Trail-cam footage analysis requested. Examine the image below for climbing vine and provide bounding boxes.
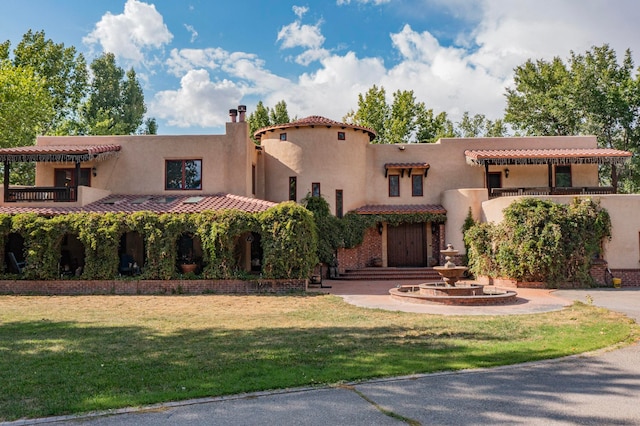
[464,198,611,286]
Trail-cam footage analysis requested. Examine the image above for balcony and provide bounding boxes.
[4,186,76,202]
[490,186,615,199]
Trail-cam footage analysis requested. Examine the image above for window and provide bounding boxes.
[389,175,400,197]
[555,165,572,187]
[312,182,321,197]
[289,176,297,201]
[336,190,343,218]
[280,133,287,141]
[412,175,423,196]
[338,131,346,140]
[55,168,91,188]
[165,160,202,190]
[252,164,256,195]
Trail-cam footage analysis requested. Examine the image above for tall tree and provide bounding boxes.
[248,100,293,144]
[81,53,150,135]
[456,112,507,138]
[0,61,54,183]
[2,30,88,135]
[344,85,390,143]
[505,44,640,192]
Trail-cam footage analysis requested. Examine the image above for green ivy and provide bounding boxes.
[2,205,318,281]
[465,198,611,286]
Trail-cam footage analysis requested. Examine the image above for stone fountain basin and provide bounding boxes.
[389,282,518,306]
[419,282,484,297]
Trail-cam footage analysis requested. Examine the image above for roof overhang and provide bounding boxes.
[352,204,446,215]
[384,162,430,177]
[0,145,121,163]
[465,148,632,166]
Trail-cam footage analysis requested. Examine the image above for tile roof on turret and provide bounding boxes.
[253,115,376,141]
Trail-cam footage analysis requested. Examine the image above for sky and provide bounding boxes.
[2,0,640,135]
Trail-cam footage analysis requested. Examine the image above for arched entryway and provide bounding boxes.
[118,231,145,275]
[234,232,263,273]
[4,232,26,273]
[60,233,85,277]
[176,232,202,274]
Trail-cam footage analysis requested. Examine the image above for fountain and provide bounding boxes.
[389,244,518,305]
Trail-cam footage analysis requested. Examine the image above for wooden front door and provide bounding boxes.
[387,223,426,267]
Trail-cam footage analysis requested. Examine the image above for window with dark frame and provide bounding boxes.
[289,176,297,201]
[412,174,423,196]
[165,159,202,190]
[555,165,572,187]
[280,133,287,141]
[335,189,343,218]
[337,131,345,140]
[312,182,321,197]
[252,164,256,195]
[389,174,400,197]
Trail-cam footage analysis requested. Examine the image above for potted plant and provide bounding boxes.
[179,251,197,274]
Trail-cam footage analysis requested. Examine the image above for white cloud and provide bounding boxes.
[277,21,325,50]
[84,0,173,63]
[184,24,198,43]
[150,69,244,128]
[336,0,391,4]
[292,5,308,19]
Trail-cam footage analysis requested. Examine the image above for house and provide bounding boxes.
[0,106,637,285]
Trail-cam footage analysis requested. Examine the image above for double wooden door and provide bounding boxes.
[387,223,426,267]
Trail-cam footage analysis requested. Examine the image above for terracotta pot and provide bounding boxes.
[180,263,197,274]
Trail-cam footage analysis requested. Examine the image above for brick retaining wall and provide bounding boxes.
[0,278,307,295]
[337,227,382,273]
[609,269,640,287]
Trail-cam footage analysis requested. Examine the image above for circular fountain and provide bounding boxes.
[389,244,518,305]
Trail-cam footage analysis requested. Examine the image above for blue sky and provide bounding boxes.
[3,0,640,134]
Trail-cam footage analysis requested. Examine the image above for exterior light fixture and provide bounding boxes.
[398,146,406,151]
[504,168,510,178]
[92,167,97,177]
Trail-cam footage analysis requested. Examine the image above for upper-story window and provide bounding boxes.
[312,182,321,197]
[338,131,346,140]
[389,175,400,197]
[166,159,202,190]
[412,175,423,196]
[280,133,287,141]
[555,165,572,187]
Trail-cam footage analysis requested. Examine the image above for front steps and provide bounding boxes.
[338,267,443,281]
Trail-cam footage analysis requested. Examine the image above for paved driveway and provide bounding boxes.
[14,287,640,426]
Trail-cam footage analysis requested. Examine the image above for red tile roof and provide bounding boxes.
[0,145,121,163]
[384,162,430,169]
[353,204,447,215]
[253,116,376,141]
[0,193,278,215]
[465,148,632,166]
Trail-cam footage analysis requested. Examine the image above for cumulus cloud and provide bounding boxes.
[277,20,325,50]
[84,0,173,63]
[150,69,244,127]
[336,0,391,4]
[184,24,198,43]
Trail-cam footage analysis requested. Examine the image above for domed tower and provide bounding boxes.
[254,116,375,216]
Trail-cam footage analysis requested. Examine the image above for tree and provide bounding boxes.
[0,61,54,183]
[2,30,88,135]
[80,53,150,135]
[248,100,293,143]
[456,112,507,138]
[505,45,640,192]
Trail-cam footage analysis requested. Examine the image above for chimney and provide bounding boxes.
[238,105,247,122]
[229,109,238,122]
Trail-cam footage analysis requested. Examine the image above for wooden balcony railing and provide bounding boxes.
[490,186,615,199]
[4,186,76,202]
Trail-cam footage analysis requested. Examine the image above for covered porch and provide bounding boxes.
[0,144,120,203]
[465,147,632,198]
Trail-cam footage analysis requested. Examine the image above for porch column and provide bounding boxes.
[3,161,9,202]
[74,161,81,201]
[547,163,553,189]
[484,163,490,197]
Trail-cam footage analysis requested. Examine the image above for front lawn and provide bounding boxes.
[0,294,636,421]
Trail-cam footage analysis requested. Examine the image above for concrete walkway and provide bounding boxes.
[10,284,640,426]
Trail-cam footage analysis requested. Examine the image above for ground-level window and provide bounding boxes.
[336,189,343,218]
[389,174,400,197]
[289,176,297,201]
[555,165,572,187]
[412,175,423,196]
[166,160,202,190]
[312,182,321,197]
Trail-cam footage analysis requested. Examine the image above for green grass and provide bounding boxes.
[0,294,637,421]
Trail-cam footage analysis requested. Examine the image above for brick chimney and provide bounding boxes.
[229,109,238,122]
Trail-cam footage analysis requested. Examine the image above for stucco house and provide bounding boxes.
[0,106,637,285]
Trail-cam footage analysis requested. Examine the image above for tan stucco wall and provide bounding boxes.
[261,126,370,213]
[35,122,254,197]
[441,188,488,251]
[481,194,640,269]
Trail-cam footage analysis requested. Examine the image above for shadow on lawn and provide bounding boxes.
[0,318,628,421]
